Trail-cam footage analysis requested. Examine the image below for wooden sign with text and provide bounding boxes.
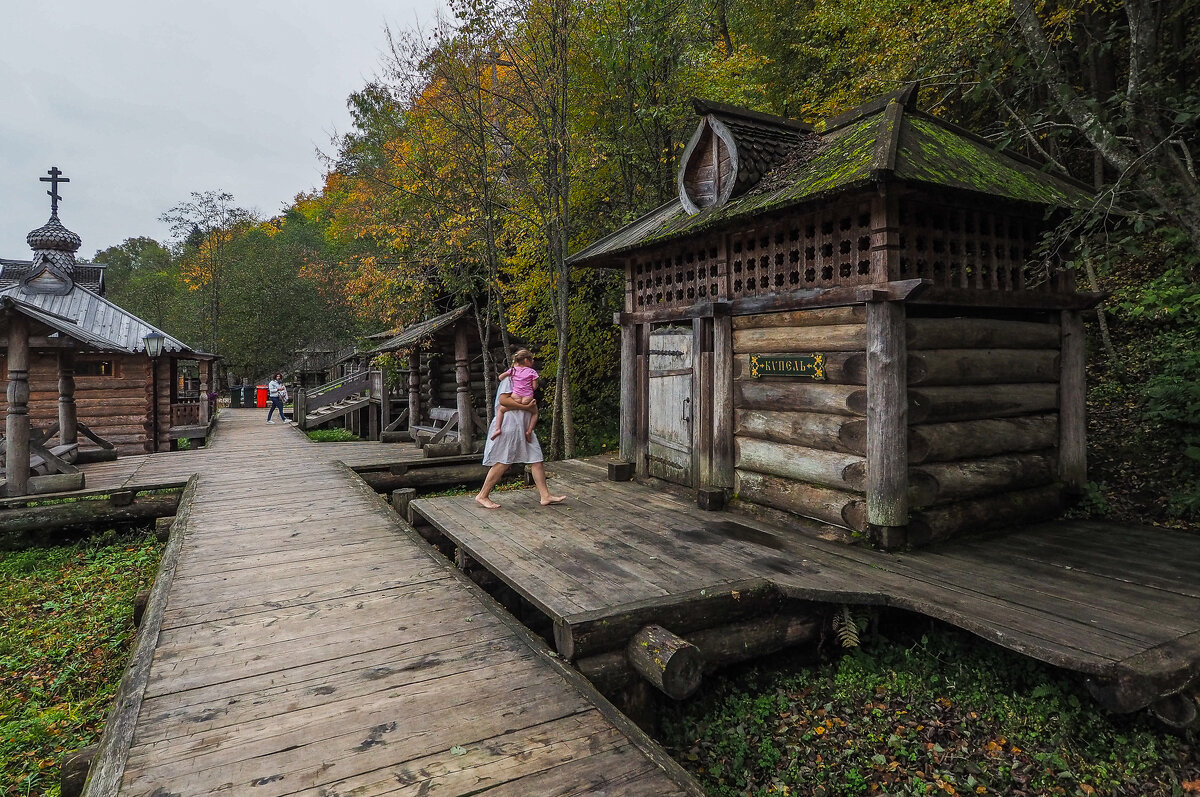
[748,353,826,380]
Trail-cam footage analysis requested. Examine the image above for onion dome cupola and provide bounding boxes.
[21,166,80,296]
[678,99,814,215]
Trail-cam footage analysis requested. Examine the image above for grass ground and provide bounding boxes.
[662,620,1199,797]
[0,528,163,797]
[306,428,359,442]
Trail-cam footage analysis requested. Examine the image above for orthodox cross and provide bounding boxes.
[40,166,70,214]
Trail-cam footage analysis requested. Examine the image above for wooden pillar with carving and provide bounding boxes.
[199,359,211,426]
[5,314,31,496]
[455,320,474,455]
[58,348,77,445]
[408,352,420,439]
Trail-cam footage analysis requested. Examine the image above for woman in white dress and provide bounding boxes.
[475,376,566,509]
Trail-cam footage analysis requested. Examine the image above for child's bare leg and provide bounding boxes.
[490,406,506,440]
[525,405,538,442]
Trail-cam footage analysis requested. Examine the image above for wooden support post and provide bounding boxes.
[694,316,713,488]
[198,360,210,426]
[635,323,650,478]
[391,488,417,523]
[133,589,151,627]
[608,461,634,481]
[58,349,77,445]
[619,320,636,462]
[626,624,703,700]
[408,353,420,438]
[380,370,392,436]
[6,314,31,497]
[711,311,733,489]
[865,299,908,548]
[154,516,175,542]
[1059,310,1086,493]
[455,321,474,455]
[870,189,901,283]
[60,745,97,797]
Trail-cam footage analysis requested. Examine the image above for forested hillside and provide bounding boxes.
[96,0,1198,523]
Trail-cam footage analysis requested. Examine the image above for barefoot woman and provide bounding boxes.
[475,374,566,509]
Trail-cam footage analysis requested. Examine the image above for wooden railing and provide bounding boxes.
[295,370,373,427]
[170,403,201,427]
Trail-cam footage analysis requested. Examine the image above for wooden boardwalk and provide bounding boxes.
[83,410,701,796]
[412,458,1200,713]
[72,431,450,494]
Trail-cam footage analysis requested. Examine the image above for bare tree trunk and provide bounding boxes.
[1010,0,1200,252]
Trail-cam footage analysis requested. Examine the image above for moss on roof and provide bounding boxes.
[569,95,1093,266]
[897,116,1089,208]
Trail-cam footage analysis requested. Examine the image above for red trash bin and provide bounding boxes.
[256,385,268,408]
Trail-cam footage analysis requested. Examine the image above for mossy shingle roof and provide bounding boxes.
[570,93,1093,266]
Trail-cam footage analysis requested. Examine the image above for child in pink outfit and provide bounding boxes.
[492,349,539,441]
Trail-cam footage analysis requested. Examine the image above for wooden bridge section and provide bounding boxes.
[412,458,1200,715]
[82,410,700,796]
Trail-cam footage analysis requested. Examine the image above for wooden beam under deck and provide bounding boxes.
[411,457,1200,713]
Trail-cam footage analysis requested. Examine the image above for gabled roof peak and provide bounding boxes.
[690,99,812,133]
[819,82,921,133]
[679,99,818,215]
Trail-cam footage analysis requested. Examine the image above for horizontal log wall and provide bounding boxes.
[906,313,1063,538]
[731,306,867,538]
[0,353,153,455]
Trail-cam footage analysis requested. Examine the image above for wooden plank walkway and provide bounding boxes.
[412,457,1200,712]
[73,428,444,495]
[83,410,701,796]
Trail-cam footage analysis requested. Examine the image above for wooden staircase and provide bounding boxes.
[295,371,374,431]
[300,393,373,428]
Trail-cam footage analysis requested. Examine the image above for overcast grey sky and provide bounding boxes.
[1,0,444,259]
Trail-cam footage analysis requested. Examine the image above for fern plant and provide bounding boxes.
[833,605,860,648]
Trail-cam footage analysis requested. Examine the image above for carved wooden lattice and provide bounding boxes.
[630,235,726,309]
[895,199,1073,292]
[627,193,1072,312]
[727,198,875,299]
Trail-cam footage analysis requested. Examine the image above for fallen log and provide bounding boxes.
[578,614,819,696]
[626,625,704,700]
[0,494,180,540]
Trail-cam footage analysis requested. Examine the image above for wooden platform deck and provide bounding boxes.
[82,410,701,796]
[412,458,1200,713]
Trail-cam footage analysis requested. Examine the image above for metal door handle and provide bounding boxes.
[682,397,691,422]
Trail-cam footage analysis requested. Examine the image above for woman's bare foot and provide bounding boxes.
[475,495,501,509]
[540,494,566,506]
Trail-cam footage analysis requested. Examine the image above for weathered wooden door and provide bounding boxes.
[647,326,694,486]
